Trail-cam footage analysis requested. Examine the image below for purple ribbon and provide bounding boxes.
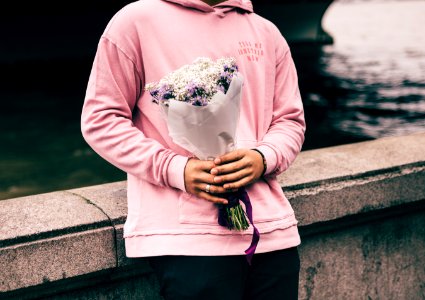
[218,188,260,265]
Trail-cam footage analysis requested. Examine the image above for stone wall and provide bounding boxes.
[1,132,425,299]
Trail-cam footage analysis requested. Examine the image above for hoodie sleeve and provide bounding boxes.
[81,36,188,191]
[256,28,306,177]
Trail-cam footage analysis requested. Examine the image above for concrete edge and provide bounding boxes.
[290,164,425,227]
[279,131,425,188]
[0,191,113,248]
[0,227,117,293]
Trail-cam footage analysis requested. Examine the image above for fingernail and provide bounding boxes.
[210,169,217,175]
[214,177,221,183]
[214,158,221,164]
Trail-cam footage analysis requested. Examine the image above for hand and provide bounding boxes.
[184,158,229,205]
[211,149,265,190]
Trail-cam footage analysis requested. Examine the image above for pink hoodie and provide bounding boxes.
[81,0,306,257]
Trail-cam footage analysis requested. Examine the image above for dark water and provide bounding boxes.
[300,0,425,149]
[1,0,424,200]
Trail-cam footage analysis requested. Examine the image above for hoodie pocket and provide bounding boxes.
[178,179,293,226]
[244,178,293,223]
[178,193,219,225]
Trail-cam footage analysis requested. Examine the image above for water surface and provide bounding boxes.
[300,0,425,149]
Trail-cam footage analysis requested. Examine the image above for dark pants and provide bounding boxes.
[148,247,300,300]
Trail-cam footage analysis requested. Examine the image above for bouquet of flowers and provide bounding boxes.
[145,57,259,263]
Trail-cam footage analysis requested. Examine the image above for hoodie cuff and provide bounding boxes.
[167,155,189,192]
[256,145,278,176]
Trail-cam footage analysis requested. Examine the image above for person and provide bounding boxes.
[81,0,306,299]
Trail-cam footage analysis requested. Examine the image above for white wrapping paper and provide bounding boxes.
[160,74,244,160]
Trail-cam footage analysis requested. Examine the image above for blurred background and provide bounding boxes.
[1,0,424,200]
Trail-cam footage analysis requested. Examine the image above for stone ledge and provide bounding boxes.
[1,132,425,296]
[0,191,110,248]
[0,227,116,293]
[279,131,425,188]
[68,181,128,226]
[289,164,425,227]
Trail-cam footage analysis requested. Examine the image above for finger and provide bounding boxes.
[222,176,252,190]
[197,183,230,195]
[190,158,216,171]
[197,160,216,172]
[213,168,251,184]
[214,149,245,165]
[211,160,247,176]
[193,172,216,185]
[197,192,228,205]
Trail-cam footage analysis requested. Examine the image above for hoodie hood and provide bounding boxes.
[162,0,253,15]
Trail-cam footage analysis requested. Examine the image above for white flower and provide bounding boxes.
[145,57,238,106]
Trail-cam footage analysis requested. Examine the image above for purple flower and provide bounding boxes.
[145,57,239,106]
